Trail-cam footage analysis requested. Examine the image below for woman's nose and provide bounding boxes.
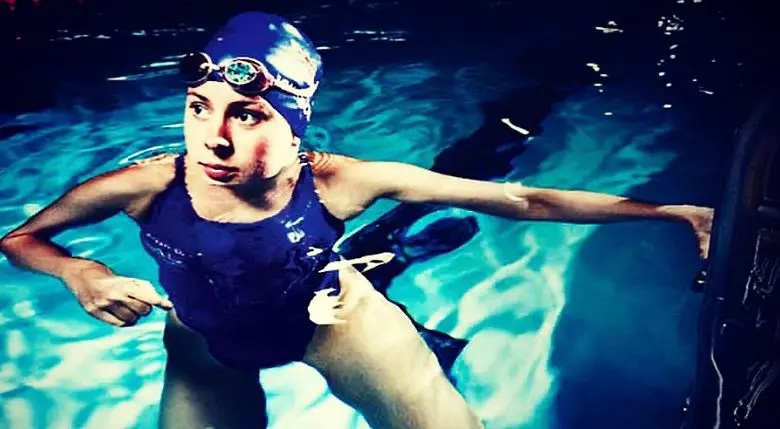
[203,118,234,156]
[204,136,230,150]
[204,135,234,159]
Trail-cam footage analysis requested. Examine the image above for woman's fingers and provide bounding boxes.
[94,310,127,327]
[88,276,171,326]
[121,278,174,310]
[309,288,347,325]
[122,297,153,317]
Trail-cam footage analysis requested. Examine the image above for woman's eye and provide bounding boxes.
[189,103,210,118]
[236,111,261,124]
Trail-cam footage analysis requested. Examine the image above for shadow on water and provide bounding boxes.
[336,9,598,384]
[338,83,574,376]
[547,2,775,428]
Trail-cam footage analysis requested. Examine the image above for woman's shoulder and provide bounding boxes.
[304,150,363,179]
[124,152,179,193]
[112,153,179,219]
[74,152,176,199]
[303,151,386,221]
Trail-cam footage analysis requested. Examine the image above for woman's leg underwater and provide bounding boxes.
[303,266,484,429]
[158,310,268,429]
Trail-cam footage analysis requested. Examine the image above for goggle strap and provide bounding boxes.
[186,52,319,99]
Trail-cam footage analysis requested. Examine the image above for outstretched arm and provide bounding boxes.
[316,154,713,258]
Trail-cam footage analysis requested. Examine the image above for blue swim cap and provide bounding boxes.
[201,12,322,137]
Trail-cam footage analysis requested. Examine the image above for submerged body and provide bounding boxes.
[135,149,483,428]
[140,152,344,370]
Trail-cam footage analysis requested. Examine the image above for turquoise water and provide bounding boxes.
[0,3,733,428]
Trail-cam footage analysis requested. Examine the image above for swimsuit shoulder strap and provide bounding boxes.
[172,152,187,185]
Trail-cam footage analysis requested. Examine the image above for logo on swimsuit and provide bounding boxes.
[287,229,306,243]
[285,216,307,243]
[140,232,196,268]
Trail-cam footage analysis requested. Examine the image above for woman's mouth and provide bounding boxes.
[199,162,238,182]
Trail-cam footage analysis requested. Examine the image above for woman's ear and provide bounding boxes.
[292,136,301,148]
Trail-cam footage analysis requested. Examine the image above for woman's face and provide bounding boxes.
[183,80,299,186]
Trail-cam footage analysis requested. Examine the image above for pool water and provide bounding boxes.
[0,1,744,428]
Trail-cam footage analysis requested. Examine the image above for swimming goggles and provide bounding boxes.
[179,52,318,98]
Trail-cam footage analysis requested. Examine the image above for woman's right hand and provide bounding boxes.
[62,263,173,327]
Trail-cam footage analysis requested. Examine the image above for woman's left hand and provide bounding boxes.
[308,288,347,325]
[673,205,715,259]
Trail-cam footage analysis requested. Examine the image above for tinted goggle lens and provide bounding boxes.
[179,52,211,84]
[179,53,271,92]
[223,60,259,86]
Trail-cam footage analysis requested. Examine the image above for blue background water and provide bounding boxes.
[0,0,757,428]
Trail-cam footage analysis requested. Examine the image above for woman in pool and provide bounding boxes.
[0,11,713,429]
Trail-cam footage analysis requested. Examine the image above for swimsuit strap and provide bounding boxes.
[173,152,187,185]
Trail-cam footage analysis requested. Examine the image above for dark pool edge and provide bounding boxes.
[681,86,780,428]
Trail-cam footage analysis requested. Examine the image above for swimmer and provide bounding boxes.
[0,12,714,429]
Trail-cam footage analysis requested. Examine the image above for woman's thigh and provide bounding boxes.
[158,310,268,429]
[302,266,484,429]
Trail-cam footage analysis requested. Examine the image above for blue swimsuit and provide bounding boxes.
[138,152,345,371]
